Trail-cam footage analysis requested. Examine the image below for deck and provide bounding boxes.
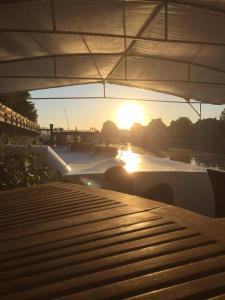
[1,182,225,299]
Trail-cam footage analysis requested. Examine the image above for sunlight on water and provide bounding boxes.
[117,148,141,173]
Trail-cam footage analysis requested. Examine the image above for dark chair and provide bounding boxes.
[141,183,174,205]
[104,166,133,194]
[207,169,225,217]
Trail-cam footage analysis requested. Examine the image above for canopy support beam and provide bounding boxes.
[198,102,202,165]
[50,0,56,31]
[29,95,200,104]
[1,29,225,47]
[103,81,106,98]
[1,53,225,77]
[123,0,127,80]
[2,75,224,87]
[105,2,164,81]
[186,99,202,165]
[187,99,201,118]
[1,0,225,16]
[80,35,103,81]
[165,0,168,40]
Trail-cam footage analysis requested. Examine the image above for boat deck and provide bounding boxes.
[1,182,225,299]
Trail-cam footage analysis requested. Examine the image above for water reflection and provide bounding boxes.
[117,148,141,173]
[164,150,225,171]
[117,144,225,172]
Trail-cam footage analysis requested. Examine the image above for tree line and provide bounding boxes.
[101,109,225,154]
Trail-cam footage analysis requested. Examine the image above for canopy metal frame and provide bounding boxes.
[0,0,225,100]
[0,0,223,160]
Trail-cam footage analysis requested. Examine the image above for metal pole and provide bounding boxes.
[103,82,106,98]
[29,95,200,104]
[197,102,202,165]
[186,99,202,165]
[50,123,54,146]
[64,109,70,130]
[123,0,127,80]
[165,0,168,40]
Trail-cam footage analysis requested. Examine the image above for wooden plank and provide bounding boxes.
[1,182,225,299]
[0,206,146,242]
[128,272,225,300]
[0,223,186,272]
[0,216,164,261]
[0,199,121,221]
[0,193,106,211]
[0,210,157,252]
[0,196,111,214]
[49,182,167,210]
[0,229,203,283]
[210,294,225,300]
[0,188,83,204]
[0,185,71,201]
[153,206,225,243]
[0,203,126,232]
[54,254,225,300]
[0,201,123,229]
[0,238,220,299]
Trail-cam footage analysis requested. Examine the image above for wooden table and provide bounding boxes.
[1,182,225,299]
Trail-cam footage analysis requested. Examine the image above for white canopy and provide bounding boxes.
[0,0,225,104]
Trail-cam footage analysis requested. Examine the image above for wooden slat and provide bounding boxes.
[1,182,225,299]
[128,272,225,300]
[210,294,225,300]
[0,210,156,252]
[57,254,225,300]
[0,204,126,232]
[154,206,225,244]
[0,193,107,212]
[0,206,146,242]
[0,226,193,278]
[0,216,164,261]
[0,186,72,203]
[0,238,220,299]
[0,201,123,229]
[0,224,185,272]
[0,196,111,214]
[50,182,166,210]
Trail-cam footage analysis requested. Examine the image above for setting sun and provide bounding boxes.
[116,102,144,129]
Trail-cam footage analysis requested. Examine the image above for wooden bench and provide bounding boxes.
[1,182,225,299]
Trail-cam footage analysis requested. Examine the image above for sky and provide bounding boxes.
[30,83,225,131]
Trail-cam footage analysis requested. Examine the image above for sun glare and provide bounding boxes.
[116,102,144,129]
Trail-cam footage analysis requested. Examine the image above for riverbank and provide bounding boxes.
[140,146,225,171]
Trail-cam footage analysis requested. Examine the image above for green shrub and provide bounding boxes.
[0,146,59,190]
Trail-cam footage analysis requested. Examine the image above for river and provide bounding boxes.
[54,144,206,175]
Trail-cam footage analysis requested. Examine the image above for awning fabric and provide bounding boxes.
[0,0,225,104]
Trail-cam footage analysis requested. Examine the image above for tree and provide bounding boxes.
[101,121,119,145]
[1,91,38,122]
[146,118,168,150]
[195,118,225,152]
[169,117,193,138]
[147,118,167,135]
[169,117,194,148]
[119,129,129,143]
[129,122,145,146]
